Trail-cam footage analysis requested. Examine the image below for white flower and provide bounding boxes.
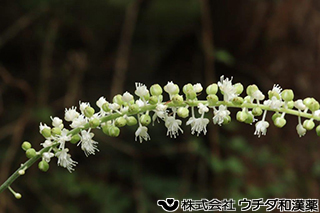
[154,103,168,120]
[135,125,151,143]
[254,120,269,137]
[272,84,282,95]
[39,123,50,133]
[217,75,237,102]
[294,99,306,110]
[213,105,230,126]
[42,152,54,163]
[264,96,283,110]
[109,103,120,111]
[56,148,78,173]
[51,116,63,129]
[56,129,72,149]
[252,90,265,101]
[296,123,306,137]
[122,92,134,102]
[136,99,146,108]
[165,116,183,138]
[198,103,209,114]
[96,96,107,108]
[164,81,178,95]
[135,82,149,98]
[79,102,90,114]
[64,107,80,122]
[70,114,87,129]
[78,130,99,156]
[193,83,203,93]
[41,139,53,148]
[186,117,209,136]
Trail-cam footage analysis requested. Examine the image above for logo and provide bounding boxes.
[157,198,180,212]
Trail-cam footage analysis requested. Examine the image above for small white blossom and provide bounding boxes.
[165,116,183,138]
[217,75,237,102]
[164,81,178,95]
[56,129,72,149]
[136,99,146,108]
[96,96,107,108]
[198,103,209,114]
[56,148,78,173]
[51,116,63,129]
[254,120,269,137]
[70,114,87,129]
[153,103,168,120]
[109,103,120,111]
[42,152,54,163]
[213,105,230,126]
[294,99,306,110]
[135,125,150,143]
[186,116,209,136]
[64,107,80,122]
[313,110,320,118]
[41,139,53,148]
[78,130,99,156]
[79,102,90,114]
[264,96,284,110]
[272,84,282,95]
[193,83,203,93]
[122,92,134,102]
[252,90,265,101]
[135,83,149,98]
[296,123,306,137]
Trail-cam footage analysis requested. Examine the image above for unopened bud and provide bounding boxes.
[84,106,95,118]
[129,104,140,114]
[70,134,81,144]
[26,148,37,158]
[115,117,127,127]
[21,141,31,151]
[206,83,218,95]
[150,84,163,96]
[140,114,151,126]
[281,89,294,102]
[38,160,49,172]
[303,119,315,130]
[126,116,137,126]
[89,118,100,128]
[236,111,248,122]
[172,94,184,105]
[177,107,189,118]
[252,107,262,116]
[234,83,244,95]
[207,94,218,106]
[274,117,286,128]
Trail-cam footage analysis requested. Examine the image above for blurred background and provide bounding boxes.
[1,0,320,212]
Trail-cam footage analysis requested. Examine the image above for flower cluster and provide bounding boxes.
[19,76,320,176]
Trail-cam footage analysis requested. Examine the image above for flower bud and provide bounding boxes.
[102,102,110,112]
[307,98,320,112]
[316,125,320,137]
[272,112,281,122]
[281,89,294,102]
[150,84,163,96]
[177,107,189,118]
[126,116,137,126]
[183,83,194,94]
[236,111,248,122]
[129,104,140,114]
[232,97,244,106]
[303,97,312,107]
[207,94,218,106]
[303,119,315,130]
[234,83,244,95]
[206,83,218,95]
[294,99,306,110]
[140,114,151,126]
[41,128,51,138]
[164,82,179,95]
[223,115,231,125]
[172,94,184,105]
[252,107,262,116]
[287,101,294,109]
[115,117,127,127]
[186,90,197,100]
[244,113,254,124]
[38,160,49,172]
[246,84,258,96]
[149,96,159,105]
[84,106,95,118]
[122,92,134,102]
[70,134,81,144]
[113,94,124,105]
[51,127,61,136]
[89,118,100,128]
[102,125,120,137]
[26,148,37,158]
[21,141,31,151]
[274,117,286,128]
[193,83,203,93]
[296,124,306,137]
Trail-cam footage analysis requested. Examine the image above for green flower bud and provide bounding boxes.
[102,124,111,135]
[223,115,231,125]
[272,112,281,122]
[89,118,100,128]
[26,148,37,158]
[244,113,254,124]
[172,94,184,104]
[244,96,251,103]
[303,97,312,106]
[108,125,120,137]
[236,111,248,122]
[234,83,244,95]
[287,100,294,109]
[142,93,150,101]
[186,90,197,100]
[115,117,127,127]
[207,94,219,106]
[150,84,163,96]
[102,103,110,112]
[303,119,315,130]
[232,97,244,106]
[206,83,218,95]
[246,84,258,96]
[307,98,319,112]
[177,107,189,118]
[274,117,286,128]
[38,160,49,172]
[113,94,124,105]
[140,114,151,126]
[21,141,31,151]
[316,125,320,137]
[126,116,137,126]
[281,89,294,102]
[84,106,95,118]
[41,128,51,138]
[183,83,194,94]
[51,127,61,136]
[129,104,140,114]
[149,96,159,105]
[70,134,81,144]
[14,193,22,199]
[252,107,263,116]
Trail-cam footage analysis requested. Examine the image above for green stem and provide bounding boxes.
[0,99,319,194]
